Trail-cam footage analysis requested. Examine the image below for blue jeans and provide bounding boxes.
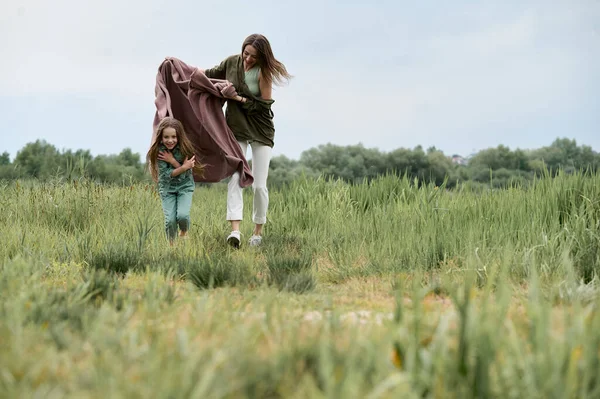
[160,188,194,241]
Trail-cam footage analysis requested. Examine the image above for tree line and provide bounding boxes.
[1,138,599,188]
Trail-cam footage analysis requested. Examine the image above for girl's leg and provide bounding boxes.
[249,142,272,237]
[176,188,194,238]
[161,192,178,244]
[227,141,249,240]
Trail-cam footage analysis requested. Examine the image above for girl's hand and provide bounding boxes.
[158,150,176,166]
[183,155,195,170]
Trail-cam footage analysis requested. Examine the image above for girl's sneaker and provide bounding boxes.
[248,235,262,247]
[227,230,241,249]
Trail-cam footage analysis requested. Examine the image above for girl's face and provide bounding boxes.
[243,45,259,69]
[161,127,178,150]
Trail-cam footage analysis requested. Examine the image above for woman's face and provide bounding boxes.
[242,45,259,69]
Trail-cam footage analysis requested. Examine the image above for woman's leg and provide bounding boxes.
[226,141,248,247]
[249,142,272,237]
[227,140,249,227]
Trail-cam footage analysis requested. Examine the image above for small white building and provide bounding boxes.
[451,155,468,166]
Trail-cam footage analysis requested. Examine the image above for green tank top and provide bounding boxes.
[244,66,261,96]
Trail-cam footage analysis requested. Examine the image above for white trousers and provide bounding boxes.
[227,140,272,224]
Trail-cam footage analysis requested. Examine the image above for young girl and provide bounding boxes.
[146,117,203,244]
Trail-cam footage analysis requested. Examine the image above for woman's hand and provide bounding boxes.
[158,150,177,166]
[216,81,238,99]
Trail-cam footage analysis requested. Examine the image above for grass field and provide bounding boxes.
[1,172,599,398]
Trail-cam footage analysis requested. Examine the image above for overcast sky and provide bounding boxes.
[1,0,598,161]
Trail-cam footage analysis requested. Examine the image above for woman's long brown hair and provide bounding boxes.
[146,117,204,182]
[242,34,292,86]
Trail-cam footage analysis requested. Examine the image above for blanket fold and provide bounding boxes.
[153,57,253,187]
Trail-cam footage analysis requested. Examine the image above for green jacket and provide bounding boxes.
[204,55,276,147]
[158,144,195,193]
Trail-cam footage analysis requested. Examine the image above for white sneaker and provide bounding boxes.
[248,235,262,247]
[226,230,241,248]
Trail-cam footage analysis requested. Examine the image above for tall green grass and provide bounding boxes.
[1,255,598,397]
[1,172,599,397]
[4,172,598,282]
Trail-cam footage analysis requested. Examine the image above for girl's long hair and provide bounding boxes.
[146,117,204,182]
[242,34,292,86]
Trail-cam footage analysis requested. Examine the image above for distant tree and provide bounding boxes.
[578,145,600,172]
[60,149,94,178]
[425,150,454,186]
[528,138,600,174]
[4,137,598,185]
[386,146,428,178]
[300,143,386,182]
[116,148,141,167]
[14,140,61,178]
[0,152,10,165]
[269,155,318,187]
[468,145,529,171]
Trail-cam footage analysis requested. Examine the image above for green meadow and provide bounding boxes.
[1,172,599,398]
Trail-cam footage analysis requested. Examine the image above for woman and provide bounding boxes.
[203,34,292,248]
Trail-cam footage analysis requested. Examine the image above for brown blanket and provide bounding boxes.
[153,57,253,187]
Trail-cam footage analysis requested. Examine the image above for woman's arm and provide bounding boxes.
[259,71,272,100]
[203,59,227,80]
